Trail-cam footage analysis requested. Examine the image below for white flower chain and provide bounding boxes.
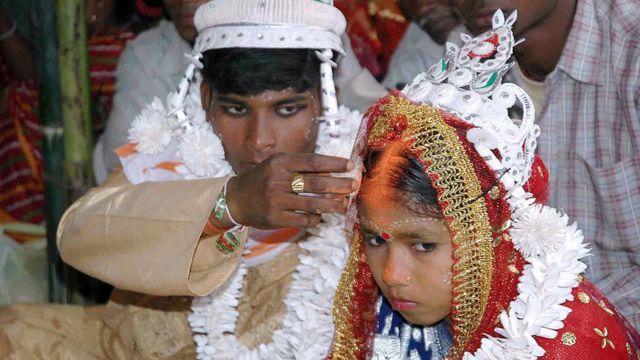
[189,214,349,360]
[463,204,590,360]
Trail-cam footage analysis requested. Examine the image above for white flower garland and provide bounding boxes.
[462,204,590,360]
[189,214,349,360]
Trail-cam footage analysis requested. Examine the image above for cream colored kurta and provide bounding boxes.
[0,171,302,359]
[57,170,246,297]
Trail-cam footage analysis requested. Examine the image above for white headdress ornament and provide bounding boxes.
[402,9,538,218]
[388,10,590,360]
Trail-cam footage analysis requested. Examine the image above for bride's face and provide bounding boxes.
[360,199,453,326]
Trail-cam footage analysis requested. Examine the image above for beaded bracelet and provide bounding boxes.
[214,177,243,227]
[213,177,245,254]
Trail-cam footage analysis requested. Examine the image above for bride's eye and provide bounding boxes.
[413,243,436,252]
[365,235,386,247]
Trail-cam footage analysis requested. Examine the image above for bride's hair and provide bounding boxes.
[361,142,442,218]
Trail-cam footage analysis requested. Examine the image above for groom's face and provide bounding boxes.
[201,83,321,175]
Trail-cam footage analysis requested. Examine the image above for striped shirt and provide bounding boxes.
[533,0,640,328]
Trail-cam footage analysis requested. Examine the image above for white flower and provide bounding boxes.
[467,127,499,149]
[177,126,232,177]
[510,204,568,258]
[128,97,172,154]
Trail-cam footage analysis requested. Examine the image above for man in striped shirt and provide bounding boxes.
[454,0,640,328]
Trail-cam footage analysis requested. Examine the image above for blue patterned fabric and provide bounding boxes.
[373,296,452,360]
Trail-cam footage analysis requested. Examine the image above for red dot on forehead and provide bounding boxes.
[381,233,391,241]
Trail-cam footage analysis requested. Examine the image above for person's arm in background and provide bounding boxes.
[0,4,35,81]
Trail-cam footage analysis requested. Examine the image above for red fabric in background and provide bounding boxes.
[335,0,409,79]
[0,31,135,230]
[0,61,43,225]
[89,31,136,135]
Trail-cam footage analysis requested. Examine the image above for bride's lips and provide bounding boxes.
[389,297,419,312]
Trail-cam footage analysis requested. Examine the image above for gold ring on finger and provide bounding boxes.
[291,173,305,194]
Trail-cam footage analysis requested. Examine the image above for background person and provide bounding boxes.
[453,0,640,328]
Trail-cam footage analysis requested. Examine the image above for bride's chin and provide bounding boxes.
[397,311,446,328]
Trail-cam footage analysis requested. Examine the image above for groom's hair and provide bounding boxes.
[201,48,324,96]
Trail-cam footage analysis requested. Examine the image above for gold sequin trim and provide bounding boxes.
[508,264,519,274]
[489,186,500,200]
[492,235,502,247]
[627,342,632,355]
[331,232,363,359]
[561,332,577,346]
[577,292,590,304]
[370,97,494,358]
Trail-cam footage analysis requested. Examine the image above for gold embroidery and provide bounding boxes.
[577,292,590,304]
[626,342,632,355]
[561,332,577,346]
[500,220,512,232]
[493,235,502,247]
[331,232,363,359]
[594,327,615,349]
[508,264,519,274]
[366,97,494,359]
[502,233,511,243]
[597,299,615,316]
[577,274,585,283]
[489,186,500,200]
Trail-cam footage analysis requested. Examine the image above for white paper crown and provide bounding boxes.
[193,0,346,55]
[402,10,539,214]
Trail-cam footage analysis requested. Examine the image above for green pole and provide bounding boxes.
[56,0,93,200]
[56,0,104,304]
[33,0,67,303]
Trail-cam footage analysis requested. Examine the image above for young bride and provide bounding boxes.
[329,10,640,360]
